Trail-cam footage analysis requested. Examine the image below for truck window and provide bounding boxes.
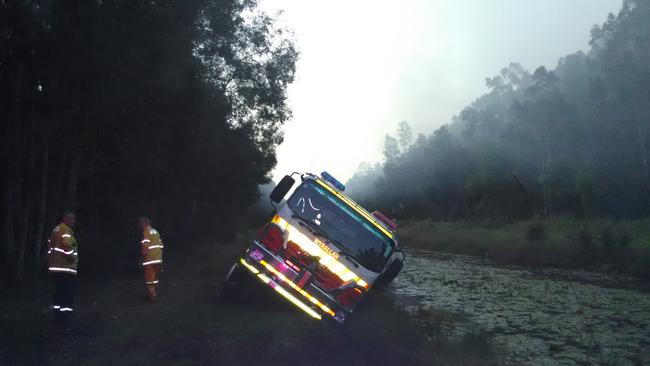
[288,180,395,272]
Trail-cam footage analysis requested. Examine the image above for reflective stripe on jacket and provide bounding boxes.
[142,226,163,266]
[47,223,78,274]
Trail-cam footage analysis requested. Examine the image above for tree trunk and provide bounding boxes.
[34,148,50,275]
[539,149,550,218]
[637,119,649,191]
[3,62,24,281]
[16,202,32,285]
[52,150,68,218]
[542,130,554,217]
[65,154,81,208]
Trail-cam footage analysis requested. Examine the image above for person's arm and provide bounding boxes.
[141,231,151,258]
[55,230,77,262]
[159,234,165,271]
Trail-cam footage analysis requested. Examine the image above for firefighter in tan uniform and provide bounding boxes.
[139,217,164,301]
[47,211,79,321]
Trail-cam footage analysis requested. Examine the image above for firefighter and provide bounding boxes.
[139,217,164,301]
[47,211,79,322]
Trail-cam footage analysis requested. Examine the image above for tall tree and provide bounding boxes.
[0,0,297,284]
[346,0,650,221]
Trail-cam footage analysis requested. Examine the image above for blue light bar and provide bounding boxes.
[321,171,345,191]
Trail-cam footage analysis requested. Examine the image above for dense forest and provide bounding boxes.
[0,0,297,284]
[348,0,650,223]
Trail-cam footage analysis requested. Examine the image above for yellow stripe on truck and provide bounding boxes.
[273,215,357,282]
[240,258,322,320]
[271,215,368,289]
[260,260,335,316]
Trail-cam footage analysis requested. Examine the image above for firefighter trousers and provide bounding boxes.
[51,272,76,321]
[143,263,161,301]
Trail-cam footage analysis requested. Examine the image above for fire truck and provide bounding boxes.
[223,172,404,323]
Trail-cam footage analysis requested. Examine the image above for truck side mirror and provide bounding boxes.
[270,175,295,203]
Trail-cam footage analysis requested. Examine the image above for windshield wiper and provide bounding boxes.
[337,248,360,268]
[291,214,360,268]
[291,213,328,238]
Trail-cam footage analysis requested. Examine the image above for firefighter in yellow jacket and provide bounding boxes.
[139,217,164,301]
[48,211,78,321]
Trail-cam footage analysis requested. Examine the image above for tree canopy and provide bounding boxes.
[347,0,650,222]
[0,0,297,282]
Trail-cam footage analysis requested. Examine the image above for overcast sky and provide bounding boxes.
[261,0,621,182]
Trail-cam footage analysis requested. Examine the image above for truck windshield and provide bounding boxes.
[288,180,395,272]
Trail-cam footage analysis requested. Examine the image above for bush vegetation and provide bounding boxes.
[398,218,650,279]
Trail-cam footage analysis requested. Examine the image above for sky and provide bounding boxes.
[261,0,622,183]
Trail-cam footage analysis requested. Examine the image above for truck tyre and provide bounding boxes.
[220,263,245,299]
[378,258,403,286]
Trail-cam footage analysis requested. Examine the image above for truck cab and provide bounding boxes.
[224,172,403,323]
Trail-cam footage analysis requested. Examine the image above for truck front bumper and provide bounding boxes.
[239,240,348,323]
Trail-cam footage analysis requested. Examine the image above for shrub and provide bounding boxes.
[618,230,631,248]
[578,227,594,252]
[600,225,617,252]
[526,221,545,241]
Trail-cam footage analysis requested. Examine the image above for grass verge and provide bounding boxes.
[398,218,650,279]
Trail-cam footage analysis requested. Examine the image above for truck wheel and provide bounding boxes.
[378,258,403,286]
[220,263,245,299]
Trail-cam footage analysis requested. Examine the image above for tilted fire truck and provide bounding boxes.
[223,172,404,323]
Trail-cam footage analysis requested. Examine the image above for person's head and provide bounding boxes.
[139,217,151,230]
[62,211,76,228]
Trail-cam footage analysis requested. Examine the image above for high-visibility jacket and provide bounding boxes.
[141,226,164,266]
[48,223,78,274]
